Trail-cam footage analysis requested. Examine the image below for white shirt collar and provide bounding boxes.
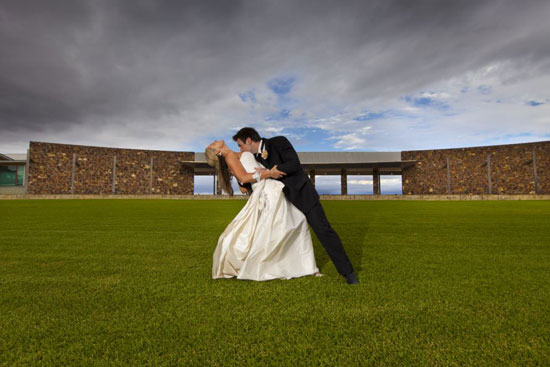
[257,140,264,154]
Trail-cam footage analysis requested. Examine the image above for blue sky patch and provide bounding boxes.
[404,95,449,110]
[267,76,296,95]
[478,85,492,95]
[355,112,385,121]
[265,109,291,121]
[278,127,337,151]
[239,90,256,103]
[502,132,535,139]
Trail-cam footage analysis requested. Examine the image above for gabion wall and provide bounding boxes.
[28,142,194,195]
[402,141,550,195]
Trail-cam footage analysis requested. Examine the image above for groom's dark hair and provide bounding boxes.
[233,127,261,143]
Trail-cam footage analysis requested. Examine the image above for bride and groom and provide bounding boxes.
[206,127,359,285]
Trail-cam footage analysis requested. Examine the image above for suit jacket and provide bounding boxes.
[256,136,319,213]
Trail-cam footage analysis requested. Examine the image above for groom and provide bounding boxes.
[233,127,359,285]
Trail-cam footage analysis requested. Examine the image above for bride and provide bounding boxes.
[206,140,320,281]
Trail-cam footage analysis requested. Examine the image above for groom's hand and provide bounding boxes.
[268,165,286,179]
[255,166,286,179]
[255,167,269,180]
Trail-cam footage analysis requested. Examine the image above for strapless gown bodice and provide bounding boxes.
[239,151,266,192]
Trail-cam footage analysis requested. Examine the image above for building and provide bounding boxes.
[0,153,28,194]
[189,151,411,195]
[1,140,549,196]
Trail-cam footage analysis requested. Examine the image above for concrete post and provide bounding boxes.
[24,148,30,194]
[487,154,492,195]
[309,169,316,187]
[341,169,347,195]
[150,157,153,194]
[446,157,451,194]
[212,174,216,195]
[533,149,538,194]
[71,153,76,195]
[373,168,381,195]
[112,155,117,194]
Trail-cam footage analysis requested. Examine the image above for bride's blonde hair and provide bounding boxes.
[205,148,234,196]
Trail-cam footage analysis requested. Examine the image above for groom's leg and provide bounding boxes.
[305,202,354,276]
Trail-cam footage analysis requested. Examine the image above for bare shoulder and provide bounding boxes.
[225,150,246,166]
[224,150,239,160]
[224,149,248,181]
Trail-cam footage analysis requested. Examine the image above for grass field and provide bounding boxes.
[1,199,549,366]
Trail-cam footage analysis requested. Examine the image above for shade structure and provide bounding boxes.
[183,151,415,176]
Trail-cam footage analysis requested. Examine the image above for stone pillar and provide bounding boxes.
[309,170,316,188]
[341,169,347,195]
[373,168,381,195]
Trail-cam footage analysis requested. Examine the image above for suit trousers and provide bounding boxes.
[305,202,354,276]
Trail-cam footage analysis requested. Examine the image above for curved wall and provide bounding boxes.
[402,141,550,195]
[26,140,549,196]
[28,142,194,195]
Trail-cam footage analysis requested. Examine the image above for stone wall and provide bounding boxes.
[402,141,550,195]
[28,142,194,195]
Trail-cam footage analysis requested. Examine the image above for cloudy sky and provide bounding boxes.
[2,0,550,193]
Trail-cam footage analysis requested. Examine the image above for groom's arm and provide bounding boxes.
[273,136,302,175]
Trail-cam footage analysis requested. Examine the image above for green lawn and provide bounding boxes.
[1,199,549,366]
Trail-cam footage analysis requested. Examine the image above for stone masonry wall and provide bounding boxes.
[28,142,194,195]
[402,141,550,195]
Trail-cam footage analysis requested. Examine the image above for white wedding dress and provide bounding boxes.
[212,152,319,281]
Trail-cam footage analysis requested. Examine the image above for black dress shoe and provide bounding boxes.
[345,272,359,285]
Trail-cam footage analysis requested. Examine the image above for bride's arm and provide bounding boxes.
[224,150,273,183]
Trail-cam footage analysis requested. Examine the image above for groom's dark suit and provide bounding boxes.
[254,136,354,276]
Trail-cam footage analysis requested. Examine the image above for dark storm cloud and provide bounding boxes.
[1,0,549,149]
[0,0,244,131]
